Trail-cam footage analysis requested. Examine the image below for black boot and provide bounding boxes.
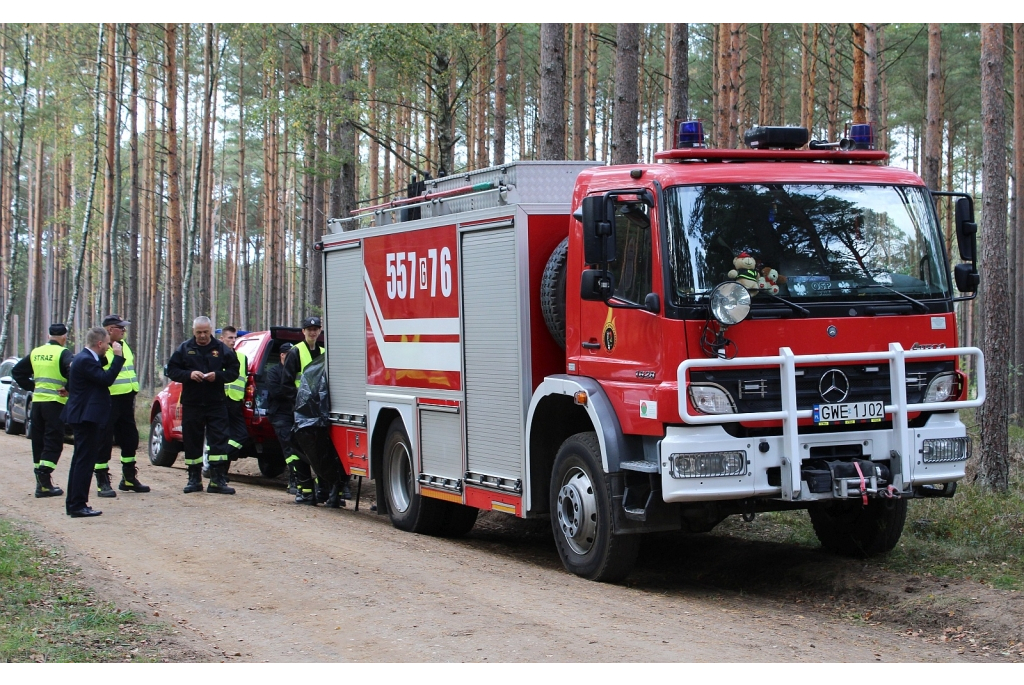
[315,478,330,504]
[324,481,346,509]
[207,463,236,495]
[183,465,204,493]
[340,474,352,501]
[95,469,117,498]
[34,468,64,498]
[294,479,316,505]
[286,466,298,495]
[119,462,151,493]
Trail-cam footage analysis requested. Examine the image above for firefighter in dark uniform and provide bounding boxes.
[266,343,315,502]
[281,317,325,503]
[94,314,150,496]
[165,316,240,494]
[219,325,248,471]
[12,323,72,498]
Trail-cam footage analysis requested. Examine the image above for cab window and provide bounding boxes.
[611,202,652,304]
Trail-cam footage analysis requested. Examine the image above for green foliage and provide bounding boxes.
[0,518,165,662]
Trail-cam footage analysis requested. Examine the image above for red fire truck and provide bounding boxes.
[320,123,984,582]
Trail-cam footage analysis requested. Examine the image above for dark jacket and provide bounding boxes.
[60,348,125,425]
[11,341,73,392]
[165,337,239,406]
[265,363,295,419]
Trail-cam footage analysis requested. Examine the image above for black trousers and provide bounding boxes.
[96,392,140,470]
[182,403,230,468]
[66,421,101,512]
[30,400,66,473]
[225,398,248,457]
[293,426,342,485]
[270,413,310,481]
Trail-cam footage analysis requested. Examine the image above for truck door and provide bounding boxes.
[578,198,664,388]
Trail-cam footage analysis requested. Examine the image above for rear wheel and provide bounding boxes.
[148,411,180,466]
[5,400,23,435]
[382,417,447,534]
[550,432,639,582]
[257,453,286,478]
[809,498,908,557]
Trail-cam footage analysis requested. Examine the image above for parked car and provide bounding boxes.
[0,357,19,425]
[3,359,33,437]
[149,327,321,477]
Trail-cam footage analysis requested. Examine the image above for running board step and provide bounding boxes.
[619,460,659,474]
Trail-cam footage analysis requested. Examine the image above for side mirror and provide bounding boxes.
[0,376,11,385]
[580,196,616,265]
[955,197,977,262]
[581,269,615,301]
[644,292,661,314]
[954,263,980,293]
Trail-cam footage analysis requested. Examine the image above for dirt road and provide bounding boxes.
[1,432,982,662]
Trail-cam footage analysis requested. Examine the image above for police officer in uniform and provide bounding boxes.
[11,323,73,498]
[219,326,248,465]
[94,314,150,496]
[165,316,240,494]
[281,317,325,503]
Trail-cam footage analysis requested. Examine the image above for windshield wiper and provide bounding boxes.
[859,282,929,313]
[758,291,810,317]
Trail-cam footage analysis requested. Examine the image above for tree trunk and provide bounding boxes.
[1015,23,1024,424]
[587,23,598,160]
[101,23,116,316]
[852,23,867,124]
[669,23,689,143]
[164,23,185,344]
[539,23,566,160]
[716,23,730,147]
[864,24,881,130]
[128,23,140,341]
[758,24,771,125]
[493,24,508,166]
[826,24,840,141]
[977,23,1010,492]
[611,23,640,164]
[0,30,29,354]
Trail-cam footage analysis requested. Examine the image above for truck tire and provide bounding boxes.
[540,237,569,349]
[257,454,286,478]
[438,502,479,538]
[148,411,180,467]
[550,431,640,582]
[382,416,447,534]
[808,497,908,557]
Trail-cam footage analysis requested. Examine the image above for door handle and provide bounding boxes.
[582,341,600,350]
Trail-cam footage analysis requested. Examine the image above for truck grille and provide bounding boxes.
[690,361,954,414]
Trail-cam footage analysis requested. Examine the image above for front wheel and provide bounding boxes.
[148,411,180,466]
[382,417,447,534]
[257,453,286,478]
[550,432,639,582]
[809,497,908,557]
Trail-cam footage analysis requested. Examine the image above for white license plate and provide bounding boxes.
[813,401,885,424]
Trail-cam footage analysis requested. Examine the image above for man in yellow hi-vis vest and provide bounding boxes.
[11,323,73,498]
[220,326,249,466]
[280,316,324,504]
[95,314,150,496]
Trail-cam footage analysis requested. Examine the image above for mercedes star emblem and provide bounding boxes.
[818,369,850,403]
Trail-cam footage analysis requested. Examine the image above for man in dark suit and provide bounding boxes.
[61,326,125,518]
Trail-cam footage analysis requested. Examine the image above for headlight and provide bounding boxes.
[710,281,751,326]
[689,383,736,414]
[923,372,958,402]
[921,437,970,463]
[670,451,747,478]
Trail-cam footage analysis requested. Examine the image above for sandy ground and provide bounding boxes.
[0,431,1000,662]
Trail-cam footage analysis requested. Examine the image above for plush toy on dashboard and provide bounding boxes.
[727,252,760,293]
[758,266,785,295]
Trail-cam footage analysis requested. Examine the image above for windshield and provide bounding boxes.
[664,184,950,303]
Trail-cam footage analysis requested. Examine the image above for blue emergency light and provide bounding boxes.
[675,120,705,149]
[849,123,875,150]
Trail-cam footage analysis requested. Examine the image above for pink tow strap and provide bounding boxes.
[853,461,869,505]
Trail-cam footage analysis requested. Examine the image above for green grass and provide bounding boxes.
[0,518,166,662]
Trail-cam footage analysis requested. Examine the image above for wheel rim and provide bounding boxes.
[150,420,163,458]
[557,466,598,555]
[387,440,413,513]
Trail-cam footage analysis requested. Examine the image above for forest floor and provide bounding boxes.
[1,431,1022,663]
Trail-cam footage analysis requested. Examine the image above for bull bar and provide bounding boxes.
[676,344,985,501]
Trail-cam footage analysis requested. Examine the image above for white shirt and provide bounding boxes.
[85,347,101,363]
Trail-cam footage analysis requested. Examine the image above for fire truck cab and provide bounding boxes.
[321,124,984,582]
